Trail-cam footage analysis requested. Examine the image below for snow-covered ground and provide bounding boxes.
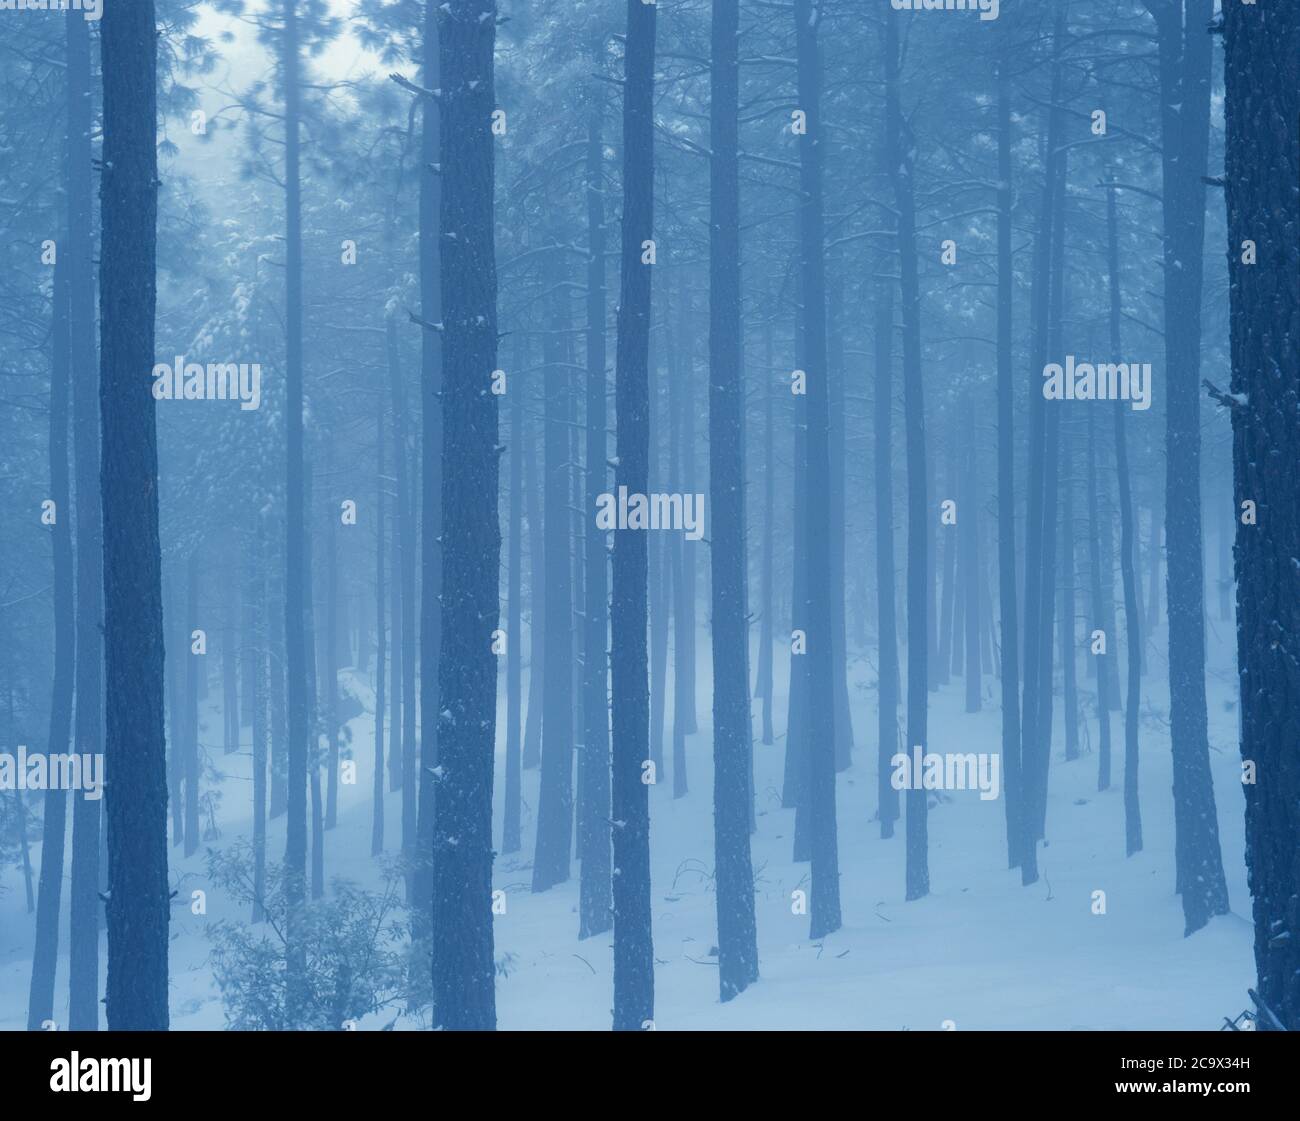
[0,617,1252,1030]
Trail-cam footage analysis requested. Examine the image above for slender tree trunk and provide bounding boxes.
[184,549,200,857]
[577,91,611,932]
[306,465,323,902]
[756,317,775,747]
[793,0,841,936]
[280,0,309,1019]
[826,251,853,770]
[166,572,184,844]
[648,380,669,774]
[886,3,929,901]
[873,269,900,840]
[1145,0,1230,935]
[1018,5,1066,884]
[522,359,544,772]
[610,0,657,1031]
[415,29,444,898]
[961,405,981,714]
[708,0,758,998]
[389,299,416,870]
[937,431,957,687]
[1105,181,1143,857]
[1087,409,1113,789]
[66,7,102,1031]
[1060,423,1079,762]
[667,289,689,799]
[252,516,269,921]
[1031,148,1067,844]
[533,282,575,892]
[373,391,387,856]
[324,458,340,831]
[269,542,287,820]
[504,332,524,857]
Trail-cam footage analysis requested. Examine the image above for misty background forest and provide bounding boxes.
[0,0,1295,1033]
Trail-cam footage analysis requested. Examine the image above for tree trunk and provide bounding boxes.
[184,549,200,858]
[373,390,387,856]
[886,3,928,902]
[610,0,657,1031]
[1018,4,1066,884]
[1144,0,1230,935]
[708,0,759,998]
[100,0,169,1029]
[67,6,103,1032]
[533,282,575,892]
[280,0,310,1019]
[577,91,611,933]
[756,317,775,747]
[431,0,500,1031]
[793,0,842,936]
[1105,181,1143,858]
[1222,0,1298,1026]
[873,268,900,840]
[1087,408,1113,790]
[961,404,981,714]
[504,332,524,857]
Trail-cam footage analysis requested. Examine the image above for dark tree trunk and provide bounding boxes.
[252,516,269,921]
[960,405,981,714]
[708,0,759,999]
[783,290,808,817]
[937,432,957,688]
[1105,181,1143,858]
[885,4,928,902]
[522,358,544,772]
[324,461,340,831]
[503,331,524,858]
[1031,147,1067,845]
[793,0,841,937]
[756,317,775,747]
[269,541,288,820]
[667,287,689,799]
[1087,408,1113,790]
[1222,0,1299,1027]
[1018,5,1066,884]
[100,0,169,1030]
[826,252,853,771]
[1060,423,1079,762]
[388,471,404,796]
[431,0,500,1031]
[280,0,310,1018]
[873,268,900,841]
[610,0,657,1031]
[578,89,611,935]
[373,390,387,856]
[305,465,323,902]
[390,298,416,868]
[67,7,102,1032]
[1144,0,1230,935]
[648,385,669,775]
[166,572,184,843]
[184,550,200,858]
[672,288,699,741]
[533,282,575,892]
